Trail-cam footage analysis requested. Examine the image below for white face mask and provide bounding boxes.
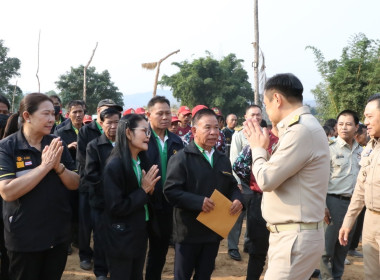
[329,136,336,141]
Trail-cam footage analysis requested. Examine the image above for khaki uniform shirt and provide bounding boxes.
[251,106,330,225]
[328,137,362,196]
[342,138,380,229]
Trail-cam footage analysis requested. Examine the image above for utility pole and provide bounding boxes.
[253,0,260,106]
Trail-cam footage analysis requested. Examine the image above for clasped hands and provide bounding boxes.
[41,137,64,172]
[141,165,161,195]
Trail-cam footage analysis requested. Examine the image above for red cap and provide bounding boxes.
[171,115,180,123]
[135,107,146,115]
[123,108,135,116]
[212,107,222,116]
[178,106,191,115]
[83,115,93,124]
[191,105,208,116]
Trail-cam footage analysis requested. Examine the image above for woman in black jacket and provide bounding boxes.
[103,114,161,280]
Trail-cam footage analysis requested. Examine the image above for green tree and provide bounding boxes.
[0,40,23,112]
[307,33,380,120]
[56,65,124,114]
[159,52,253,117]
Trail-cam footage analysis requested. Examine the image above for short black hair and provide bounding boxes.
[0,94,10,110]
[193,108,217,126]
[100,107,121,122]
[324,118,337,128]
[367,93,380,108]
[323,125,333,136]
[245,104,262,113]
[49,94,62,104]
[356,123,367,135]
[336,109,359,125]
[67,100,84,111]
[217,115,225,122]
[264,73,303,103]
[147,95,170,109]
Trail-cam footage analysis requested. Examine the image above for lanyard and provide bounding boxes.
[132,157,149,221]
[151,129,168,186]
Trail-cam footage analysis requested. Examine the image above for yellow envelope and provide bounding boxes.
[196,189,240,238]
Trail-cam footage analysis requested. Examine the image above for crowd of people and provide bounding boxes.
[0,72,379,280]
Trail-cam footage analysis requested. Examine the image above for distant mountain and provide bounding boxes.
[304,99,316,107]
[123,89,179,109]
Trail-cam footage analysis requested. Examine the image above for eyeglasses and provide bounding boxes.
[132,127,151,137]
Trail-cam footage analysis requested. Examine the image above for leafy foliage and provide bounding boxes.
[0,40,23,112]
[159,53,253,117]
[56,66,124,114]
[307,33,380,120]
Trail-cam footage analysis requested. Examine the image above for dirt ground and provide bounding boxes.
[62,223,364,280]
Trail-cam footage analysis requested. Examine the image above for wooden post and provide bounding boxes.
[142,49,180,96]
[253,0,260,106]
[36,30,41,93]
[83,42,98,103]
[12,81,17,113]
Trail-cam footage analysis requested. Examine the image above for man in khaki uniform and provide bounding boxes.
[244,73,330,279]
[339,93,380,279]
[320,110,362,280]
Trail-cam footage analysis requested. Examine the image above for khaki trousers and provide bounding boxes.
[264,226,324,280]
[362,210,380,279]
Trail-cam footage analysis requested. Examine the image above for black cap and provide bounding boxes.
[97,99,123,112]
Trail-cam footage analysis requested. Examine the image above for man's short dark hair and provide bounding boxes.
[217,115,225,122]
[50,94,62,104]
[264,73,303,103]
[324,118,337,128]
[100,107,121,122]
[147,95,170,109]
[356,123,367,135]
[323,125,333,136]
[367,93,380,108]
[245,104,262,113]
[336,110,359,125]
[0,94,10,110]
[67,100,84,111]
[193,108,217,126]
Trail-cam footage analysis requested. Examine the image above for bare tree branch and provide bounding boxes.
[142,49,180,96]
[83,42,98,102]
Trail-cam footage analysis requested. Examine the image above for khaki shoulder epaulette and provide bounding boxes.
[288,115,300,127]
[236,127,244,132]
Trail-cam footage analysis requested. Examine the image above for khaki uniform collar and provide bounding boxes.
[335,136,359,150]
[276,106,310,138]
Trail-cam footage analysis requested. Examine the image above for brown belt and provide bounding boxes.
[369,208,380,215]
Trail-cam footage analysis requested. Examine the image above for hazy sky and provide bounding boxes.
[1,0,379,103]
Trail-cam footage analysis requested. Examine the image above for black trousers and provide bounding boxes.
[0,217,10,280]
[145,209,172,280]
[78,191,93,261]
[7,242,68,280]
[107,254,145,280]
[174,242,220,280]
[246,191,269,280]
[69,190,79,247]
[91,208,108,277]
